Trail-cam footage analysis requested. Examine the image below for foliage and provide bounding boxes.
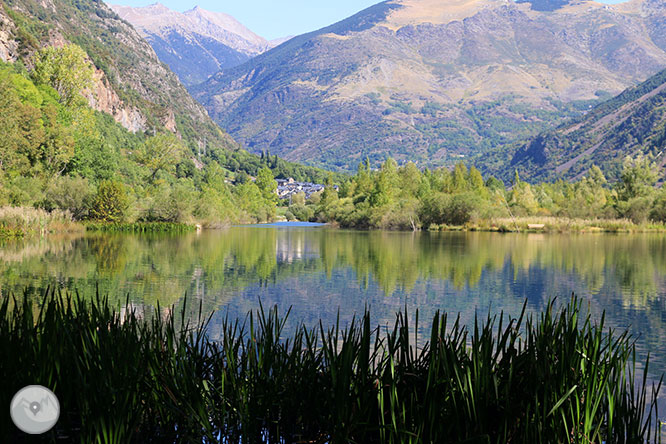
[0,291,661,442]
[89,180,128,222]
[313,155,666,230]
[133,133,185,182]
[84,221,194,233]
[43,176,93,219]
[32,44,94,106]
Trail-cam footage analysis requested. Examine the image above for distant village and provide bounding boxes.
[276,178,336,200]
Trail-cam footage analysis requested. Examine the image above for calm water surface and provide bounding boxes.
[2,226,666,412]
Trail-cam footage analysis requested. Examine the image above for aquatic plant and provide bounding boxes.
[0,290,662,443]
[84,221,195,233]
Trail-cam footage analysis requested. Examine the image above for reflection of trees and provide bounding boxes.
[3,229,666,398]
[2,231,666,310]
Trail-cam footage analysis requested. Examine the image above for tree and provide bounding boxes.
[32,44,94,106]
[616,155,659,201]
[134,133,184,182]
[44,176,94,219]
[90,180,128,222]
[255,166,278,205]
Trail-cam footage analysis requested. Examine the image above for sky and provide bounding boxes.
[109,0,631,40]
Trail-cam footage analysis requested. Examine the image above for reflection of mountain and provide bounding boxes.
[2,229,666,377]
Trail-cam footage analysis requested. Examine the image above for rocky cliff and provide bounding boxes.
[1,0,236,151]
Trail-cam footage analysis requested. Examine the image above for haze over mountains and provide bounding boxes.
[111,3,290,86]
[184,0,666,172]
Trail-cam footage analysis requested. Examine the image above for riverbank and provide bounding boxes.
[4,204,666,238]
[429,216,666,233]
[0,290,662,442]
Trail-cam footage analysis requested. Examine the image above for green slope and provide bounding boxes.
[481,69,666,183]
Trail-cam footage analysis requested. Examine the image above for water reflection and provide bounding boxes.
[1,229,666,381]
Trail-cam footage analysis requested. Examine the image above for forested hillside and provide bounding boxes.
[482,68,666,183]
[0,0,338,228]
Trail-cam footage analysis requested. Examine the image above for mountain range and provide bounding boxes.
[110,3,290,86]
[482,67,666,183]
[189,0,666,172]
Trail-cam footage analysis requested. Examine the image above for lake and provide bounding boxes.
[2,225,666,410]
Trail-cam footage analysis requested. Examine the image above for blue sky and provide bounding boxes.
[109,0,630,40]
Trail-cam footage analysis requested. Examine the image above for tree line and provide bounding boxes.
[287,155,666,230]
[0,44,303,226]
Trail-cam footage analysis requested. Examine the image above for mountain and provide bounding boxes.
[192,0,666,172]
[110,3,285,86]
[0,0,237,153]
[483,67,666,183]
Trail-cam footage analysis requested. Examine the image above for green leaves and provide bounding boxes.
[32,44,94,106]
[0,292,662,443]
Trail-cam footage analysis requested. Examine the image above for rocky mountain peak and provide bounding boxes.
[192,0,666,171]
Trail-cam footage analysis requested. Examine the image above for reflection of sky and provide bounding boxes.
[2,229,666,418]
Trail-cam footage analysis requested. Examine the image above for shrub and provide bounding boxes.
[43,176,94,219]
[289,204,314,222]
[649,192,666,222]
[617,196,652,224]
[145,182,197,223]
[419,192,480,226]
[89,180,128,222]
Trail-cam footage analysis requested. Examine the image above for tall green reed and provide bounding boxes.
[0,290,662,443]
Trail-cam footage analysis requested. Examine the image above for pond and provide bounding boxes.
[1,226,666,410]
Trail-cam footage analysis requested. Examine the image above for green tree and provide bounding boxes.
[134,133,185,182]
[255,166,278,205]
[32,44,94,106]
[43,176,94,219]
[90,180,128,222]
[616,155,659,201]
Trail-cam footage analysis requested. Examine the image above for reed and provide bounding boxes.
[0,290,662,443]
[463,217,666,233]
[0,206,82,237]
[84,221,196,233]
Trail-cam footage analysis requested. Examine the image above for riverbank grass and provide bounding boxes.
[84,221,196,233]
[0,207,82,238]
[0,290,662,443]
[428,216,666,233]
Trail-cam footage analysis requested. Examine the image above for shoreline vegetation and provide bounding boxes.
[289,155,666,232]
[0,290,662,442]
[5,205,666,239]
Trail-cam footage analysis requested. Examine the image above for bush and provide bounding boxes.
[6,176,44,207]
[649,192,666,222]
[289,204,314,222]
[145,182,197,223]
[43,176,94,219]
[89,180,128,222]
[419,192,481,226]
[617,196,652,224]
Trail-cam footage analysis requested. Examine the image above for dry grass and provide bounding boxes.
[0,206,83,237]
[429,216,666,233]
